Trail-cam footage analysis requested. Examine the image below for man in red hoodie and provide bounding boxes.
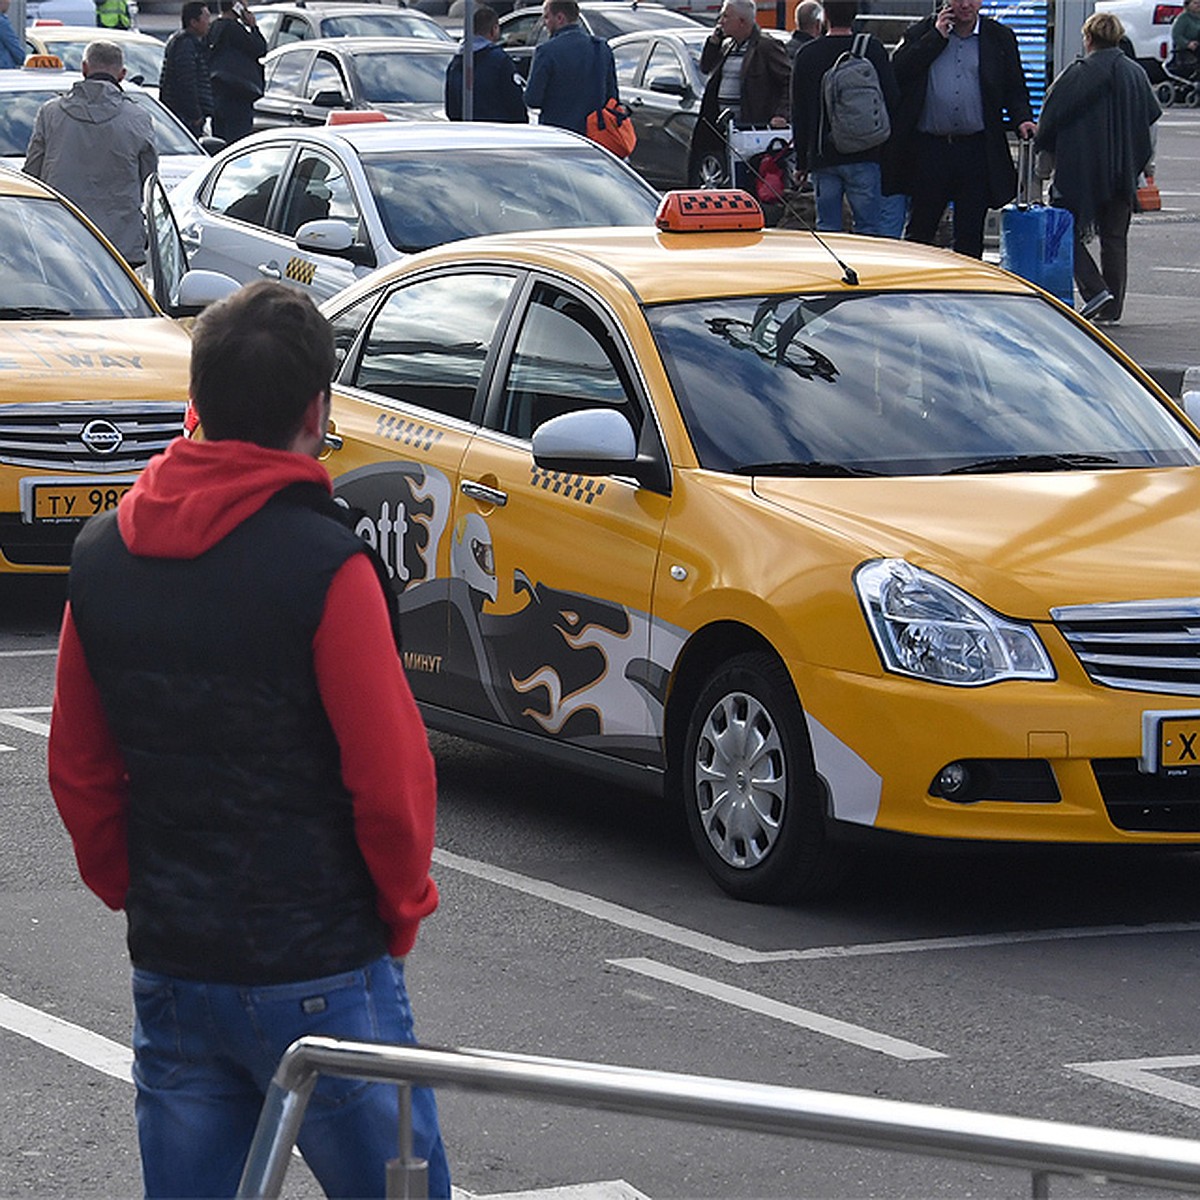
[48,281,449,1199]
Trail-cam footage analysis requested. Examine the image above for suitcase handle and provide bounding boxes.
[1015,137,1037,210]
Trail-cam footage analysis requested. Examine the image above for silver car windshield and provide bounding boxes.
[362,147,660,252]
[647,292,1200,476]
[352,51,455,104]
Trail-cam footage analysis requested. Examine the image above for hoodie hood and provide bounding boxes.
[60,77,127,125]
[118,438,333,560]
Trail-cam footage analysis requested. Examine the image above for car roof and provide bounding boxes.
[352,225,1040,307]
[0,161,62,198]
[266,34,454,56]
[254,2,441,13]
[26,23,162,39]
[232,119,627,153]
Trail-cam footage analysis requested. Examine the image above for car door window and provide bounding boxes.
[644,42,687,91]
[276,13,312,44]
[497,283,641,441]
[204,144,291,228]
[278,149,362,237]
[612,40,644,87]
[501,12,541,47]
[255,9,281,44]
[329,293,379,367]
[307,53,347,102]
[265,48,310,95]
[351,273,517,422]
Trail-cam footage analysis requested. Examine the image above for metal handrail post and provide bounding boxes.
[385,1084,428,1199]
[238,1055,318,1199]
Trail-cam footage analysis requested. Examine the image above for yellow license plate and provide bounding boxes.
[1156,715,1200,775]
[30,481,132,522]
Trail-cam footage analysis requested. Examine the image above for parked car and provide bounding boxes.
[24,25,164,91]
[25,0,138,27]
[0,62,215,189]
[611,25,789,188]
[254,37,454,127]
[251,2,453,51]
[163,120,662,301]
[307,195,1200,900]
[498,1,700,77]
[1094,0,1180,82]
[0,163,192,575]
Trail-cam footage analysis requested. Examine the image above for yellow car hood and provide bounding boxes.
[0,319,191,401]
[754,469,1200,618]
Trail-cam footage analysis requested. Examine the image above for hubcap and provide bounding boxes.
[693,690,786,869]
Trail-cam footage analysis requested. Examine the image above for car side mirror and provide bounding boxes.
[200,135,227,155]
[648,75,690,97]
[296,219,377,268]
[171,269,241,316]
[311,88,348,108]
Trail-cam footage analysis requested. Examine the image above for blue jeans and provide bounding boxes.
[814,162,884,236]
[132,956,450,1199]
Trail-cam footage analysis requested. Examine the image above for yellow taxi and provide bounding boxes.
[318,191,1200,901]
[0,165,192,573]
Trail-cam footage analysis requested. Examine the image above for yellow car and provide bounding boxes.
[318,192,1200,901]
[0,166,192,573]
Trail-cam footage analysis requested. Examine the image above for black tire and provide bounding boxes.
[680,651,842,902]
[1156,81,1175,107]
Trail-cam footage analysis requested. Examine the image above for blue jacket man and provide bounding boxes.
[0,0,24,68]
[445,3,527,122]
[524,0,617,135]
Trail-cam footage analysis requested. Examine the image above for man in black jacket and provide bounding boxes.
[160,1,214,137]
[445,4,527,121]
[207,0,265,142]
[891,0,1035,257]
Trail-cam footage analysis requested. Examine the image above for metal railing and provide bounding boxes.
[237,1037,1200,1200]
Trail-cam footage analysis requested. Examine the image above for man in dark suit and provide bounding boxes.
[891,0,1035,257]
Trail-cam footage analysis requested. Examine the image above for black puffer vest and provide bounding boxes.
[68,485,390,983]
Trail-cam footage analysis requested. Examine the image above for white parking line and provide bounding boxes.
[0,649,57,658]
[609,958,945,1061]
[0,991,132,1082]
[0,707,51,737]
[1066,1055,1200,1112]
[434,849,1200,965]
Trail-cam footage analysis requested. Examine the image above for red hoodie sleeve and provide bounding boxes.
[48,603,131,910]
[314,553,438,957]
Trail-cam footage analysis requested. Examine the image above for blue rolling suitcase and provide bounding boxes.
[999,140,1074,306]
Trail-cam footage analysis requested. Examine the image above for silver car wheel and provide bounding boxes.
[696,152,729,189]
[693,689,786,870]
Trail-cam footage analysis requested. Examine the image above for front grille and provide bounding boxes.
[0,402,185,473]
[1051,599,1200,695]
[1093,758,1200,831]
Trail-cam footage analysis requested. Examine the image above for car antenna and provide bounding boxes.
[708,111,860,286]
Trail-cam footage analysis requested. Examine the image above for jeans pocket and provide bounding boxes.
[131,970,186,1089]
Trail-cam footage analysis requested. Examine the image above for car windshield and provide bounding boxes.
[321,13,450,39]
[0,86,197,156]
[352,50,455,103]
[43,39,165,84]
[647,292,1200,475]
[587,8,696,36]
[362,146,660,251]
[0,195,154,318]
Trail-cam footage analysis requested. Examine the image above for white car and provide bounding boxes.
[0,62,213,189]
[24,25,163,91]
[164,119,662,302]
[1094,0,1181,81]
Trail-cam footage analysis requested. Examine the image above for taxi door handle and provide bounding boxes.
[257,261,282,280]
[460,479,508,507]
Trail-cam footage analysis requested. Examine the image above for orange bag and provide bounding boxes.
[1136,175,1162,212]
[586,98,637,159]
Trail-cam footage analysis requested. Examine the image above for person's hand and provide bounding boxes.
[935,4,953,38]
[1017,120,1036,140]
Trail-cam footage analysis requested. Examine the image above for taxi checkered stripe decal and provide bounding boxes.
[679,195,756,213]
[285,257,317,285]
[529,467,606,504]
[375,414,443,452]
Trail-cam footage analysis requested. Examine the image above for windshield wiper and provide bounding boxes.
[733,460,883,477]
[0,305,75,319]
[943,452,1121,475]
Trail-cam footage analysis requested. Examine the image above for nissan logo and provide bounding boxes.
[81,419,123,456]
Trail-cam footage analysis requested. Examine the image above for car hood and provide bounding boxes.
[752,469,1200,618]
[0,318,192,402]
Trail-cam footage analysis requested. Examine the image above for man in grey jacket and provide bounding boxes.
[24,41,158,267]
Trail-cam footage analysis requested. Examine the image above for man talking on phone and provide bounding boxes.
[891,0,1035,257]
[208,0,266,142]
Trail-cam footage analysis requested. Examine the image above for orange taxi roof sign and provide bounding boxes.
[655,189,764,233]
[326,109,388,125]
[24,53,65,68]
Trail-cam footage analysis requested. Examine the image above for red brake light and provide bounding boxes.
[655,189,765,233]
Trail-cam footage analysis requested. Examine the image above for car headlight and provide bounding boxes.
[854,559,1055,686]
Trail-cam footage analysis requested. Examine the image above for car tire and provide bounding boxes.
[691,150,730,189]
[681,651,842,902]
